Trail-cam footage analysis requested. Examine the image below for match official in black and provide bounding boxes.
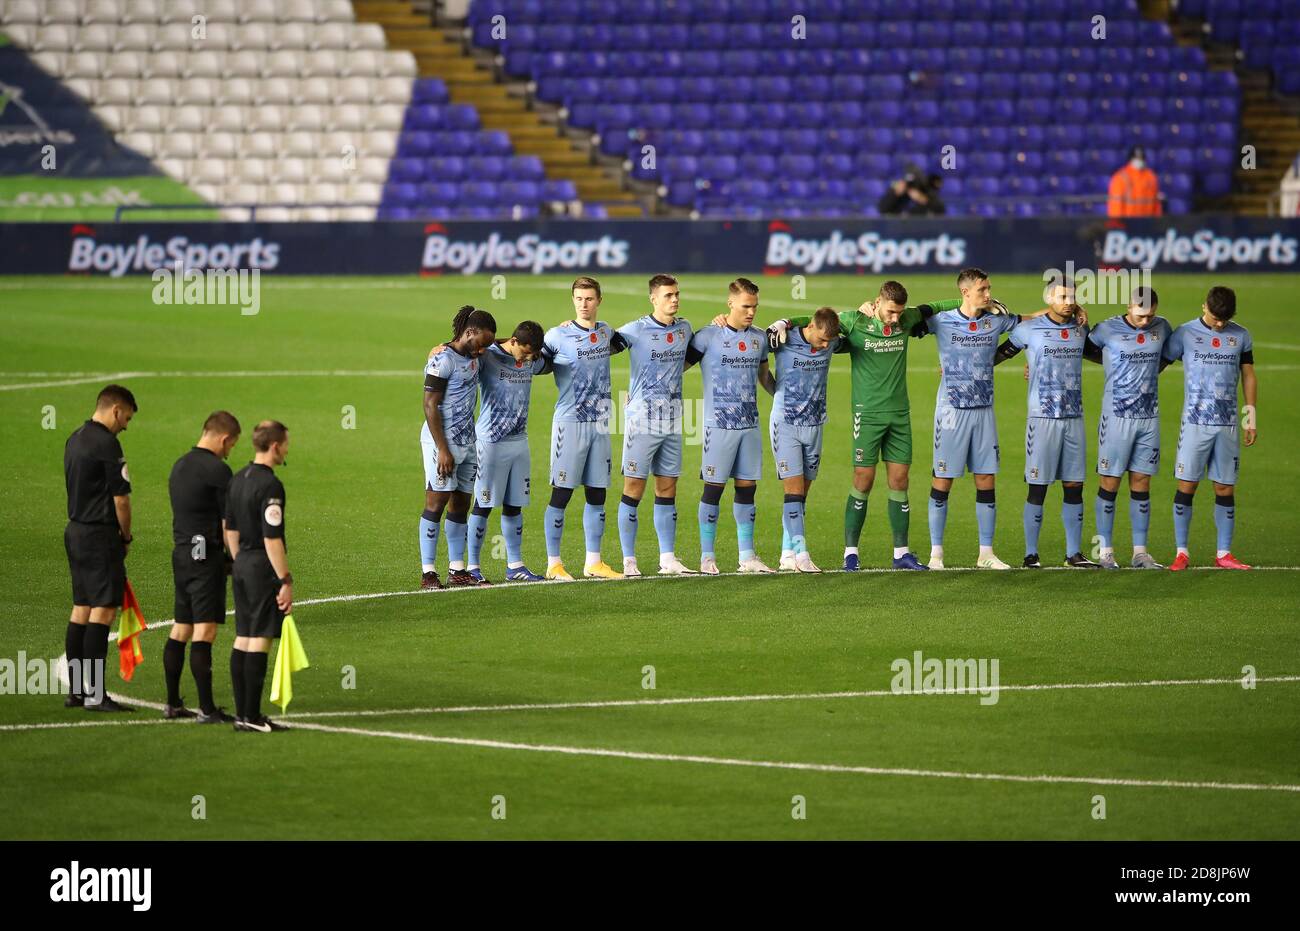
[63,384,136,712]
[225,420,293,733]
[165,411,241,723]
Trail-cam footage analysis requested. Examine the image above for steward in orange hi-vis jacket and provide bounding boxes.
[1107,146,1162,217]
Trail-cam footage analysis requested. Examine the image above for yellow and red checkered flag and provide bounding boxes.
[117,579,147,681]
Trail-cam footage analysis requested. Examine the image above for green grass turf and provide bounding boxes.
[1,273,1297,839]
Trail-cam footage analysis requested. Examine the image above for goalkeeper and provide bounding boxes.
[768,280,985,570]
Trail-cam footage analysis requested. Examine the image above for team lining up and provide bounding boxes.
[416,270,1257,585]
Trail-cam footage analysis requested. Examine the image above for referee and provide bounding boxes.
[164,411,241,723]
[225,420,293,733]
[63,384,136,712]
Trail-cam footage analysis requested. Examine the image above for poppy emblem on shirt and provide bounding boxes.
[515,360,524,368]
[739,341,747,351]
[1136,333,1145,344]
[883,324,893,336]
[1060,330,1070,339]
[666,333,674,343]
[1212,337,1221,348]
[968,321,978,331]
[590,332,599,343]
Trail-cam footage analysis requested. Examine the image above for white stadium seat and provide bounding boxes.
[84,0,125,25]
[95,105,125,132]
[371,104,405,133]
[158,0,203,25]
[256,78,296,106]
[121,0,162,24]
[240,0,279,24]
[374,76,412,105]
[352,23,387,51]
[273,159,309,184]
[177,77,218,106]
[273,22,312,50]
[286,105,326,133]
[134,77,174,105]
[64,51,103,79]
[246,105,284,133]
[63,76,96,101]
[295,206,334,221]
[114,23,155,51]
[76,25,118,52]
[328,104,367,133]
[142,51,185,78]
[184,51,226,79]
[319,0,356,24]
[159,132,199,160]
[1,1,43,26]
[261,182,300,203]
[381,51,417,79]
[340,50,379,77]
[96,78,133,106]
[236,158,271,185]
[233,22,271,50]
[357,157,390,184]
[242,134,279,159]
[348,181,382,204]
[301,50,344,77]
[221,50,263,78]
[154,24,194,49]
[335,206,375,221]
[334,76,372,104]
[204,132,240,159]
[257,206,294,221]
[158,105,209,134]
[103,51,145,79]
[280,0,319,24]
[217,78,256,107]
[310,22,350,50]
[42,1,83,26]
[203,22,237,49]
[157,157,188,181]
[211,106,249,133]
[314,158,348,183]
[119,131,158,157]
[3,23,37,47]
[203,0,240,23]
[191,159,229,185]
[29,51,65,74]
[263,49,303,77]
[283,132,318,158]
[298,76,336,106]
[124,104,163,132]
[34,25,76,51]
[225,183,261,205]
[303,181,341,202]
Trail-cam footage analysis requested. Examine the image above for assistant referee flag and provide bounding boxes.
[117,579,147,681]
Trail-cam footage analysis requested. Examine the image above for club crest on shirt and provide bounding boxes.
[705,465,716,477]
[1029,467,1040,479]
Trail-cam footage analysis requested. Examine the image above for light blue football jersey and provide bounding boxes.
[1088,315,1172,419]
[1007,315,1088,419]
[543,320,618,424]
[1163,317,1253,426]
[927,309,1019,409]
[422,344,480,446]
[691,324,769,430]
[771,325,839,426]
[618,313,694,428]
[476,341,548,443]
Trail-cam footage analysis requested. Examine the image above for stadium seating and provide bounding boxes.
[470,0,1240,217]
[0,0,579,220]
[1191,0,1300,95]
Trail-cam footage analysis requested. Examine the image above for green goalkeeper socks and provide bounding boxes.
[887,489,910,548]
[844,489,868,547]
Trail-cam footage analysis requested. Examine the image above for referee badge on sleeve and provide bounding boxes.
[264,503,283,527]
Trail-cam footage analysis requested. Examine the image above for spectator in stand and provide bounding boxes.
[1107,146,1162,217]
[878,169,946,216]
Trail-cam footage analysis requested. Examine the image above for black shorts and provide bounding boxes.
[172,544,227,624]
[65,521,125,608]
[232,551,283,639]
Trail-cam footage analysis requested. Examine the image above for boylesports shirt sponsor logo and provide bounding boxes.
[1117,349,1160,363]
[1191,350,1240,364]
[67,228,281,277]
[792,357,829,370]
[1041,344,1080,357]
[948,333,996,345]
[421,228,629,274]
[649,347,686,362]
[765,230,966,274]
[1100,229,1298,271]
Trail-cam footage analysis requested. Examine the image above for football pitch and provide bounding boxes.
[1,272,1297,840]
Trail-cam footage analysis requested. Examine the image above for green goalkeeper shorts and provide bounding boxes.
[852,410,912,467]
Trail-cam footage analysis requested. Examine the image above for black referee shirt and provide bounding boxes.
[169,447,233,546]
[64,419,130,525]
[226,462,286,553]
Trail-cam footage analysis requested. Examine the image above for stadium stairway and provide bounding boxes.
[352,0,643,217]
[1155,0,1300,214]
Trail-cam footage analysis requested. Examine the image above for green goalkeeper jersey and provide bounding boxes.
[792,299,960,414]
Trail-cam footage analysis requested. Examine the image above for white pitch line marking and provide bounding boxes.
[0,370,414,391]
[285,719,1300,795]
[280,674,1300,720]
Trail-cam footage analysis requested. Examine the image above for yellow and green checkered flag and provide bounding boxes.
[269,614,310,711]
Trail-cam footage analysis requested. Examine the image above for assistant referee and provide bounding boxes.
[63,384,137,712]
[165,411,241,723]
[225,420,293,733]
